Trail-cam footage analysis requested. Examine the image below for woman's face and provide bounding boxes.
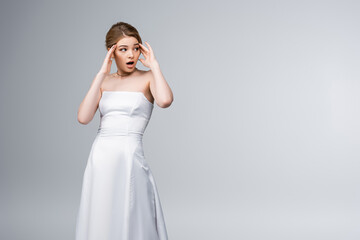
[109,36,141,74]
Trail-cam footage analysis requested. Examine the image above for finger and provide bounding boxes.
[106,45,116,59]
[139,43,149,53]
[140,49,148,57]
[107,45,116,55]
[139,47,148,58]
[107,44,115,52]
[144,42,153,52]
[139,43,147,52]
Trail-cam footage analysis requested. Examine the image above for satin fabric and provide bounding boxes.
[75,91,168,240]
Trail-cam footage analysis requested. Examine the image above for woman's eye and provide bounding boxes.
[120,48,139,52]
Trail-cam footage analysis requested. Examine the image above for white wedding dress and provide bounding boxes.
[75,91,168,240]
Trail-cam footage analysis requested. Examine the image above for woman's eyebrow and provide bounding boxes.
[118,43,140,47]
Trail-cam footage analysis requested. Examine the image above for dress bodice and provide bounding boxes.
[97,91,154,137]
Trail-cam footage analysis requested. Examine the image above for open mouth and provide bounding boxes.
[126,61,134,65]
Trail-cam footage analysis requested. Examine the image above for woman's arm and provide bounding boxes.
[77,44,117,124]
[148,62,173,108]
[139,42,173,108]
[77,72,105,125]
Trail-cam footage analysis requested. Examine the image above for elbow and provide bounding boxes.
[77,107,96,125]
[77,117,87,125]
[157,97,173,108]
[77,114,90,125]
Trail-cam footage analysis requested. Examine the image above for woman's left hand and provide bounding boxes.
[138,42,158,69]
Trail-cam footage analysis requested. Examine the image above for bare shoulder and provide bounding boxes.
[138,69,153,82]
[140,69,152,78]
[99,74,113,92]
[133,70,154,89]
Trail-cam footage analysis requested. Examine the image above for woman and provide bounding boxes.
[75,21,173,240]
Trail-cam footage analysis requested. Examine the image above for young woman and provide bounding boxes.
[75,21,173,240]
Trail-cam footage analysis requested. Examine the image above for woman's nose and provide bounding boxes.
[128,51,134,57]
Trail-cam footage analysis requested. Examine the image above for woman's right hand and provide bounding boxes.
[98,44,117,76]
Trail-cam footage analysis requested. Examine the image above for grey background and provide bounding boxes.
[1,0,359,239]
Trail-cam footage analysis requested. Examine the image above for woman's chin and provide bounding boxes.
[120,67,137,74]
